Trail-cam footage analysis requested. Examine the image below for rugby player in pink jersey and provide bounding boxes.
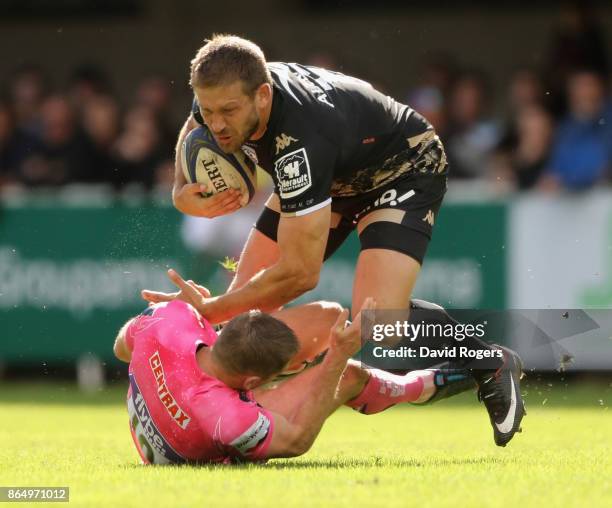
[114,294,469,464]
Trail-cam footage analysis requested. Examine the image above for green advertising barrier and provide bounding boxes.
[0,197,191,364]
[0,196,506,365]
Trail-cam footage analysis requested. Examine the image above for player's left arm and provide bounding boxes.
[113,318,136,363]
[142,129,336,323]
[201,204,331,323]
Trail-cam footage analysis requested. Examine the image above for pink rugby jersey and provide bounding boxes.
[125,300,274,464]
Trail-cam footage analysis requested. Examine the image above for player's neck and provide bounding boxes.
[196,347,246,389]
[196,347,219,378]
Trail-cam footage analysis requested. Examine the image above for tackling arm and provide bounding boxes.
[203,204,331,323]
[261,302,372,458]
[264,353,347,457]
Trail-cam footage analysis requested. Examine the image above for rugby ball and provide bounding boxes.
[180,126,258,207]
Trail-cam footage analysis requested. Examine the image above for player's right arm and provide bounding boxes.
[171,114,242,218]
[113,318,136,363]
[264,301,372,458]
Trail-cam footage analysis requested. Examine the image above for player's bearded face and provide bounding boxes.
[195,83,261,154]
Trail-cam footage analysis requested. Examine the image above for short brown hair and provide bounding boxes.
[190,34,272,96]
[213,310,299,379]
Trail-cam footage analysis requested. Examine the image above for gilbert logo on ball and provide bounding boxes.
[180,126,258,207]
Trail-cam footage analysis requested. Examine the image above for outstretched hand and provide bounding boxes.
[328,297,376,359]
[141,269,212,313]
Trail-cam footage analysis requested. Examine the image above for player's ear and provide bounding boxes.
[243,375,263,390]
[254,83,271,108]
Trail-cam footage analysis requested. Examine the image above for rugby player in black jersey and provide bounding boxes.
[142,35,525,446]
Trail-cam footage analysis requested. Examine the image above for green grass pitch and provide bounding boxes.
[1,381,611,508]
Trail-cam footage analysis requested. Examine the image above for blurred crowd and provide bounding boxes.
[0,66,177,192]
[0,3,610,195]
[406,3,611,193]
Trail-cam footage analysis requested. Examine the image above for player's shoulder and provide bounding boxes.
[190,384,261,421]
[190,385,272,456]
[266,63,338,152]
[143,300,199,319]
[130,301,206,338]
[268,62,335,113]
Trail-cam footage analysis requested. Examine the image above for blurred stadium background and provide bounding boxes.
[1,0,611,384]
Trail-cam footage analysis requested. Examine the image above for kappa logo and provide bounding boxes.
[274,148,312,199]
[275,133,298,155]
[423,210,435,226]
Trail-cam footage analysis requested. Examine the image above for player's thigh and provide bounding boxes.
[352,249,421,313]
[352,172,447,313]
[270,301,341,371]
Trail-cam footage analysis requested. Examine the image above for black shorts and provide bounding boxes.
[255,171,447,265]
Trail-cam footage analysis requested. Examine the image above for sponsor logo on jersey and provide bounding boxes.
[423,209,435,226]
[229,412,271,455]
[274,148,312,199]
[128,374,186,464]
[131,316,165,335]
[275,133,299,155]
[149,352,191,429]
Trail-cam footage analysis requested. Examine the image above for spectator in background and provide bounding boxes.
[490,69,552,192]
[490,104,554,192]
[497,68,547,148]
[111,105,171,190]
[546,1,609,116]
[19,95,89,186]
[444,71,499,179]
[80,95,121,183]
[8,65,47,137]
[0,101,38,187]
[410,87,446,135]
[135,75,176,155]
[406,53,456,135]
[543,70,612,191]
[507,68,546,114]
[68,64,112,113]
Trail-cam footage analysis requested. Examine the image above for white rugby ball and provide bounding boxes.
[180,126,258,207]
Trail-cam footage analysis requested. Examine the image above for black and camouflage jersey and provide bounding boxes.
[192,62,448,217]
